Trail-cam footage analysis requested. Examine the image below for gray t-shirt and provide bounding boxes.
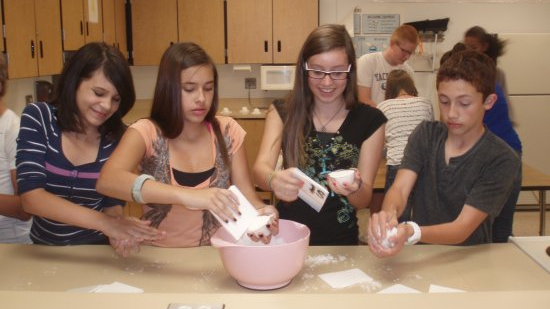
[401,121,521,245]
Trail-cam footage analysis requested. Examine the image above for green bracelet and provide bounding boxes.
[267,171,276,190]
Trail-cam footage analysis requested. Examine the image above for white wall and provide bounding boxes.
[320,0,550,175]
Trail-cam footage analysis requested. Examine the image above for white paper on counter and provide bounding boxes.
[67,281,143,293]
[377,284,421,294]
[428,284,466,293]
[318,268,374,289]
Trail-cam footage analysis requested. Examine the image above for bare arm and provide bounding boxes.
[358,85,377,107]
[97,127,240,222]
[252,104,303,202]
[0,170,29,221]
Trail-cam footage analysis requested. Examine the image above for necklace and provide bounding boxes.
[313,103,345,132]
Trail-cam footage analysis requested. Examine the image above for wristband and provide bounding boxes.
[403,221,421,245]
[131,174,154,204]
[267,171,277,190]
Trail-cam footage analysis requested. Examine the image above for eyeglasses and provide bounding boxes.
[397,43,415,56]
[304,63,351,80]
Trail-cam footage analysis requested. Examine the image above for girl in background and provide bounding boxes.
[0,53,31,243]
[377,69,433,222]
[97,42,277,248]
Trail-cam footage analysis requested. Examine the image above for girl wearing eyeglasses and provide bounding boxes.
[253,24,387,245]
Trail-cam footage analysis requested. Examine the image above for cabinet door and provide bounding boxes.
[4,0,38,78]
[178,0,225,64]
[84,0,104,43]
[35,0,64,76]
[61,0,86,50]
[227,0,272,64]
[102,0,117,47]
[0,2,4,52]
[131,0,178,65]
[273,0,318,64]
[114,0,128,58]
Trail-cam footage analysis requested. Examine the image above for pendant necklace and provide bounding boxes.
[313,103,345,132]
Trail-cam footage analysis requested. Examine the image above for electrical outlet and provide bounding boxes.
[25,95,33,104]
[245,77,256,89]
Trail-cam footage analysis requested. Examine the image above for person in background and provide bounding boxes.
[16,42,164,256]
[357,24,419,107]
[253,24,386,245]
[442,42,522,243]
[377,69,434,222]
[97,42,278,248]
[464,26,509,99]
[0,54,32,244]
[367,50,521,258]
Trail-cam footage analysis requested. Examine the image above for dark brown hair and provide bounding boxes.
[464,26,506,63]
[437,49,496,100]
[53,42,135,140]
[282,24,358,168]
[384,69,418,100]
[150,42,229,166]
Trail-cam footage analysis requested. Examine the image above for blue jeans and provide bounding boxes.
[385,165,413,222]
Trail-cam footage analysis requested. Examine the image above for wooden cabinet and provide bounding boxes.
[3,0,63,79]
[61,0,104,50]
[227,0,318,64]
[131,0,178,65]
[131,0,224,65]
[178,0,225,64]
[103,0,128,57]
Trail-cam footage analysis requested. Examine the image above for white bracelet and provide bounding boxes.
[403,221,421,245]
[131,174,154,204]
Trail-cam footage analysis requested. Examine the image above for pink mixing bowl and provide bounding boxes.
[211,219,310,290]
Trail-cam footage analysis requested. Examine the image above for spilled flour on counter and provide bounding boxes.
[299,253,384,292]
[305,253,347,267]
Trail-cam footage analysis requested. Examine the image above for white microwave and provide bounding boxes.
[260,65,296,90]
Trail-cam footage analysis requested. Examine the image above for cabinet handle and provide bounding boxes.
[86,22,89,36]
[277,40,281,52]
[30,40,35,58]
[80,21,83,35]
[264,41,268,52]
[39,41,44,58]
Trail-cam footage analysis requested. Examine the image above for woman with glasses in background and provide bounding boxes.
[253,24,386,245]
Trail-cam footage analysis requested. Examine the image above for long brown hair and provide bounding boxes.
[282,24,358,168]
[150,42,229,166]
[384,69,418,100]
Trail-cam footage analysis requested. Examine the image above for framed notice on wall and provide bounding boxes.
[362,14,400,34]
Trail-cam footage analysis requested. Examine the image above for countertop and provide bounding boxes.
[0,243,549,308]
[123,98,276,124]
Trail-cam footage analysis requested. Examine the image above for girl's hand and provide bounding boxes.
[326,168,362,196]
[183,188,241,223]
[270,168,304,202]
[102,216,166,257]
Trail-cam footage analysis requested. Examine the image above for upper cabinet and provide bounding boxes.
[227,0,319,64]
[131,0,178,65]
[61,0,104,50]
[4,0,64,78]
[103,0,127,57]
[178,0,225,64]
[131,0,224,65]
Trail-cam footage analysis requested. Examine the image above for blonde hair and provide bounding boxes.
[391,25,419,46]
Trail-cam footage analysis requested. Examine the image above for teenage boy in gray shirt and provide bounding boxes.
[367,49,521,257]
